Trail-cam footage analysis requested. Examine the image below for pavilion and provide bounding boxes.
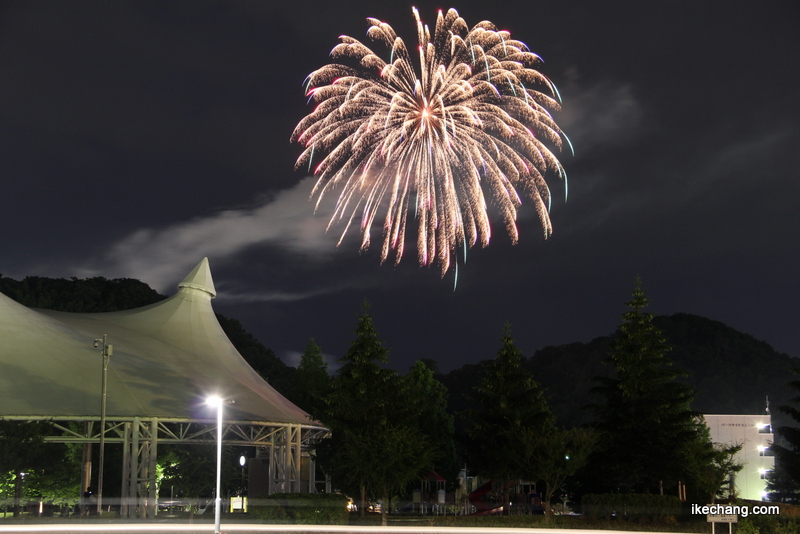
[0,258,328,516]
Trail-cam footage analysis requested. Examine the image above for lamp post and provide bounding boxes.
[206,396,224,534]
[93,335,112,515]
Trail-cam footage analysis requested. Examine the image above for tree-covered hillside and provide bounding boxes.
[0,274,166,311]
[657,313,789,417]
[442,313,796,429]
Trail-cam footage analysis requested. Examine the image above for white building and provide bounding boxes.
[704,413,774,501]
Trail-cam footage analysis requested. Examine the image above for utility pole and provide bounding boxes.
[94,335,113,514]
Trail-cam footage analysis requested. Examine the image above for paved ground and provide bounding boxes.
[0,522,681,534]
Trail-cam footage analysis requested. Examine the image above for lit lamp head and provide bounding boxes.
[206,395,223,408]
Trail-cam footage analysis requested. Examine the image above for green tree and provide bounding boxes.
[0,420,52,516]
[404,361,460,489]
[22,441,82,507]
[0,443,80,515]
[465,326,554,512]
[330,424,434,524]
[290,338,331,421]
[769,368,800,503]
[767,462,800,504]
[315,303,433,525]
[590,278,705,494]
[159,444,238,519]
[683,433,742,503]
[515,426,598,520]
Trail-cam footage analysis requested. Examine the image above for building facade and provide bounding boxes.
[704,413,774,501]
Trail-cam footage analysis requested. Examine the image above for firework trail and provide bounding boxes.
[293,7,569,275]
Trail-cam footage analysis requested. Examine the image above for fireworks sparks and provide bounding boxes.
[292,7,570,275]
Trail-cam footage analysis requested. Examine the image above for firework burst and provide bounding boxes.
[293,7,569,275]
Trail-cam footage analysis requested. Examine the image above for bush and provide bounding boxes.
[248,493,349,524]
[738,515,800,534]
[582,493,682,522]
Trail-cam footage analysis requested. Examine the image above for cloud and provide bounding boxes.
[510,73,645,234]
[280,348,341,372]
[558,70,645,156]
[78,176,351,291]
[216,284,354,304]
[704,128,795,182]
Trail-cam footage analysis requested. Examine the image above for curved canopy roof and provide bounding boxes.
[0,258,315,426]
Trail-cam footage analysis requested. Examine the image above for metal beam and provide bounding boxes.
[10,414,328,517]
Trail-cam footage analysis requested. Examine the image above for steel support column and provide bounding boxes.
[130,418,140,517]
[120,422,131,518]
[309,455,316,494]
[292,425,301,493]
[268,433,275,494]
[146,417,158,518]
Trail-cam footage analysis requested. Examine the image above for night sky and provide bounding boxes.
[2,1,798,373]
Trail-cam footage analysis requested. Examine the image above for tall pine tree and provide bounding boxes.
[290,338,331,421]
[465,326,554,501]
[314,303,433,524]
[404,361,460,489]
[589,278,705,494]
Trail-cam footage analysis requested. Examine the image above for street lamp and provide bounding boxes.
[206,396,225,534]
[93,335,112,515]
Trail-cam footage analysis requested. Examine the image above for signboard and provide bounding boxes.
[708,513,737,534]
[229,496,248,513]
[707,514,738,523]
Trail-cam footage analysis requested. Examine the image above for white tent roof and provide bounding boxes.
[0,258,314,425]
